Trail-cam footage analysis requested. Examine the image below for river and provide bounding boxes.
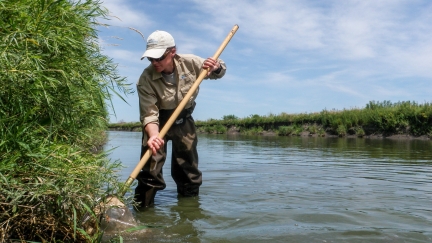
[104,131,432,243]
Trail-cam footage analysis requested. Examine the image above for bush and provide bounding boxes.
[336,125,347,137]
[278,126,294,136]
[215,124,227,134]
[0,0,131,241]
[355,127,365,137]
[241,126,263,135]
[308,124,319,134]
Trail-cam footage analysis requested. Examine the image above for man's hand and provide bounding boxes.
[202,57,220,76]
[145,123,164,155]
[147,135,164,156]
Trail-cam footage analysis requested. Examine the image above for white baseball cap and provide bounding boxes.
[140,30,175,60]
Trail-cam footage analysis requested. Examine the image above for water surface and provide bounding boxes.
[104,131,432,243]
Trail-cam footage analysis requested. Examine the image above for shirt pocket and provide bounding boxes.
[161,86,176,107]
[179,73,195,98]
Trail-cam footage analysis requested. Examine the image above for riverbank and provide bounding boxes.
[107,125,431,140]
[223,126,431,140]
[108,100,432,141]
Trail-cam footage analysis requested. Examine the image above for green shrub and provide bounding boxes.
[0,0,131,241]
[317,128,326,137]
[292,125,304,136]
[308,124,319,134]
[204,125,214,133]
[215,124,227,134]
[336,125,347,137]
[241,126,263,135]
[278,126,294,136]
[355,127,365,137]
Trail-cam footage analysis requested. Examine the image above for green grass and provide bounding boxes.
[0,0,133,241]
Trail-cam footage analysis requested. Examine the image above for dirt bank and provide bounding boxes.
[225,126,431,140]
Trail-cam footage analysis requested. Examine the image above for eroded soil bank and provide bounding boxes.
[108,125,431,141]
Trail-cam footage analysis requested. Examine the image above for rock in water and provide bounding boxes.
[99,196,149,242]
[101,205,137,232]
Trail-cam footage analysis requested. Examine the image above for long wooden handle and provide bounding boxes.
[121,24,239,196]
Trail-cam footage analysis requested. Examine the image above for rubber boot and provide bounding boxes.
[177,184,200,197]
[134,185,158,207]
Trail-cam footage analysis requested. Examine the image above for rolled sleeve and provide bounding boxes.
[207,59,226,80]
[137,75,159,127]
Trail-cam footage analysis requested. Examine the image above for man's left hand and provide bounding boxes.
[202,58,220,76]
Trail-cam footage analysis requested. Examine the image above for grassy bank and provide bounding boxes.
[109,101,432,138]
[109,121,143,132]
[0,0,132,242]
[196,101,432,137]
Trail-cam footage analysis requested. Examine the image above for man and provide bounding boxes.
[135,30,226,207]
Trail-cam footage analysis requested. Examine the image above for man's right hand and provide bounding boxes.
[147,135,164,156]
[145,123,164,155]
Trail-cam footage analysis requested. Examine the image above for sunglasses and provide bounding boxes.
[147,48,172,62]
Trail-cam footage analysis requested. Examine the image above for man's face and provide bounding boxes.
[149,48,175,73]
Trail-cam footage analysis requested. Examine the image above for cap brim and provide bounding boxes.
[140,48,166,60]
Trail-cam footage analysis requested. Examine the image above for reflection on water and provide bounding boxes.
[104,132,432,243]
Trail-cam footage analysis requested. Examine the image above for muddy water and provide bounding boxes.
[104,131,432,243]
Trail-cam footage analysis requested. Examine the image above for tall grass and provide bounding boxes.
[0,0,132,241]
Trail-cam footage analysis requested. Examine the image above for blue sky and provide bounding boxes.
[98,0,432,123]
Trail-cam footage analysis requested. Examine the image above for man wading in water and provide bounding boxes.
[135,30,227,207]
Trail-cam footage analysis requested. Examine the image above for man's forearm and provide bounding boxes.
[145,123,159,138]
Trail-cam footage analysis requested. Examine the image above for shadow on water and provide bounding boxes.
[104,132,432,243]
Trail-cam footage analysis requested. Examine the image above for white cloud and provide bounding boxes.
[104,48,138,63]
[191,0,432,74]
[100,0,152,29]
[190,0,325,50]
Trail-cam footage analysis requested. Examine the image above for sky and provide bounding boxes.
[97,0,432,123]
